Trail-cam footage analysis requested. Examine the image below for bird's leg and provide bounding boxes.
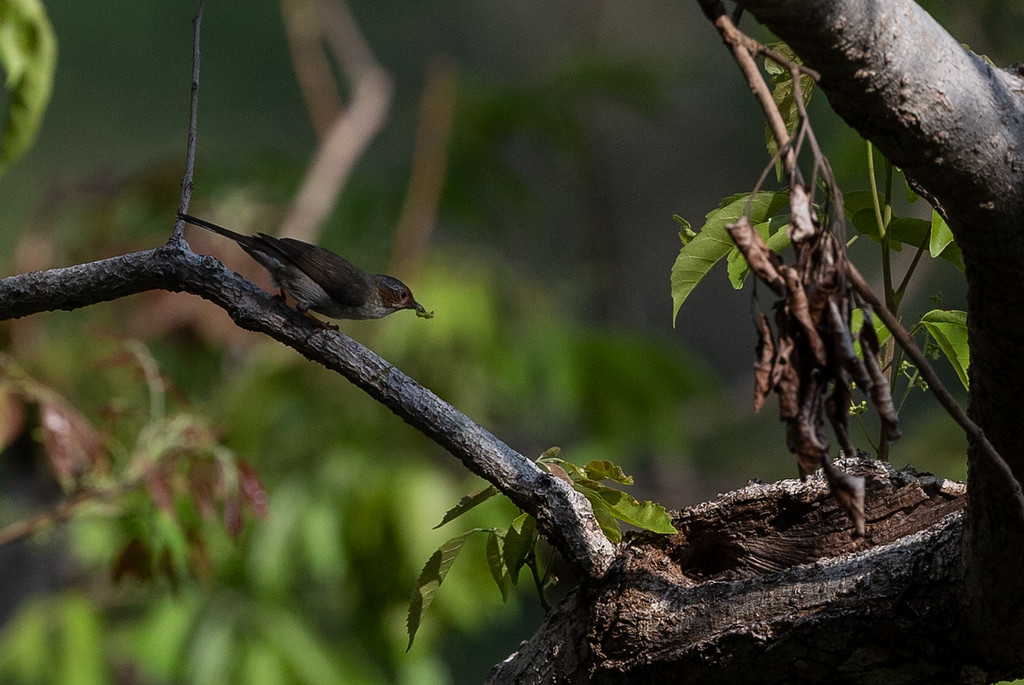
[305,313,339,331]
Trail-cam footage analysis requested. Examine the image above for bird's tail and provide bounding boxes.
[178,213,249,242]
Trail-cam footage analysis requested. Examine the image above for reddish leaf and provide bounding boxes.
[187,528,213,582]
[237,459,268,518]
[39,399,104,487]
[187,458,221,520]
[223,495,243,538]
[0,387,26,450]
[145,464,176,513]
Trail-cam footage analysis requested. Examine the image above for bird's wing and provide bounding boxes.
[256,235,370,307]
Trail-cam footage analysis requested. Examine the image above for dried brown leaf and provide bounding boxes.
[826,299,872,389]
[824,380,857,459]
[753,312,775,413]
[774,333,800,419]
[787,183,817,244]
[859,307,902,443]
[781,266,827,366]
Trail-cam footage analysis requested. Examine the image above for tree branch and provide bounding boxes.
[175,0,205,244]
[0,249,616,578]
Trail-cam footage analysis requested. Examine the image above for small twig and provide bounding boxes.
[895,237,929,303]
[175,0,205,243]
[527,554,552,612]
[0,477,144,548]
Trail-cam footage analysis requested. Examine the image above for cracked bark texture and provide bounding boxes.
[490,1,1024,681]
[490,459,972,683]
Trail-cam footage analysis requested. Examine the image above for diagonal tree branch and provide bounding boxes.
[0,0,614,579]
[0,248,616,579]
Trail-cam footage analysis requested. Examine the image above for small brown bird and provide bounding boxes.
[179,213,430,320]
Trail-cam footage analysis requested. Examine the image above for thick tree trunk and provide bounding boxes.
[492,1,1024,680]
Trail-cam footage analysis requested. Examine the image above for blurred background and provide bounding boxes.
[0,1,1017,683]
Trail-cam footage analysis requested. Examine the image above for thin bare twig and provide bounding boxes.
[0,477,144,548]
[175,0,205,244]
[710,12,798,185]
[280,0,343,138]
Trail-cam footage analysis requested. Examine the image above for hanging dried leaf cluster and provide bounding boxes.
[727,188,901,535]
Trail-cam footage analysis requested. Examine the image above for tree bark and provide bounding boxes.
[490,459,978,684]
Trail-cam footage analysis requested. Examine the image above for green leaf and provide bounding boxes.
[763,43,814,179]
[675,215,696,245]
[407,528,486,650]
[580,490,623,542]
[589,482,677,534]
[919,309,969,390]
[258,607,351,685]
[726,216,791,288]
[538,456,588,480]
[850,308,891,358]
[502,513,536,584]
[583,460,633,485]
[485,531,511,602]
[433,484,499,528]
[536,446,561,461]
[0,0,57,176]
[849,211,964,272]
[928,210,954,259]
[671,190,790,323]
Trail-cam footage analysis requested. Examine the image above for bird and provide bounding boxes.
[178,213,431,321]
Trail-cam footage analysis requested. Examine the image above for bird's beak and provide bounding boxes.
[414,301,435,319]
